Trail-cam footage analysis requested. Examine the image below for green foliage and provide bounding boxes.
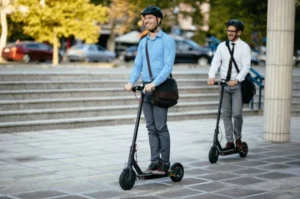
[6,17,33,42]
[209,0,267,46]
[126,0,174,32]
[127,0,207,43]
[295,2,300,52]
[12,0,108,44]
[90,0,110,5]
[108,0,137,33]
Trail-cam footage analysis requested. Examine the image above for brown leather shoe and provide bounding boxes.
[224,142,235,150]
[235,139,242,150]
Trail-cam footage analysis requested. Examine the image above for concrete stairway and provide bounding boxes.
[252,78,300,116]
[0,70,298,133]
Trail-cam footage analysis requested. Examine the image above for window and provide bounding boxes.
[97,45,105,51]
[25,44,39,49]
[176,41,190,51]
[39,43,50,51]
[72,44,85,50]
[88,45,97,51]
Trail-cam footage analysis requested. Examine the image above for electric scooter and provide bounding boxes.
[119,85,184,190]
[208,81,248,164]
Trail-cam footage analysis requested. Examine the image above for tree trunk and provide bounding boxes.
[0,7,8,63]
[107,19,116,52]
[52,31,59,66]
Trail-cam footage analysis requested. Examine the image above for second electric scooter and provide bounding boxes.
[208,81,248,164]
[119,85,184,190]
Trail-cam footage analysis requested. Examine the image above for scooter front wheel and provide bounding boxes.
[119,169,136,190]
[239,142,248,158]
[209,147,219,163]
[170,162,184,182]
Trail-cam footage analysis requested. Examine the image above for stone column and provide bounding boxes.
[264,0,295,142]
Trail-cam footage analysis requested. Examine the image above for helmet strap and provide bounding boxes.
[149,27,158,33]
[149,17,160,33]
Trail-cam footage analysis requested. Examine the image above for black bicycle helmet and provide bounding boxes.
[141,6,163,20]
[225,19,244,31]
[141,6,163,32]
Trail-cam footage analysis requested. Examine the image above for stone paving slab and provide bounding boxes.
[0,116,300,199]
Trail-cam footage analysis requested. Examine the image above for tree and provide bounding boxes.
[125,0,207,43]
[209,0,268,48]
[12,0,108,65]
[6,16,33,42]
[0,0,13,63]
[90,0,110,5]
[105,0,137,52]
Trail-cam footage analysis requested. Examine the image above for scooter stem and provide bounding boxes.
[127,91,145,166]
[215,84,225,129]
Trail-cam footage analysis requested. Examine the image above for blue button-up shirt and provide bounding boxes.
[129,30,176,86]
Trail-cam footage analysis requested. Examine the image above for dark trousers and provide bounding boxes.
[143,91,170,166]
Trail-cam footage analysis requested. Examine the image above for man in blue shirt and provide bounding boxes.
[124,6,176,175]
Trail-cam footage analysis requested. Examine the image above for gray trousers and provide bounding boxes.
[143,91,170,166]
[221,84,243,143]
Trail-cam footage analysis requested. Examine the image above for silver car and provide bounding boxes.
[67,44,116,62]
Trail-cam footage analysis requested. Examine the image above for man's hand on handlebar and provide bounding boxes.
[207,78,215,85]
[208,78,239,87]
[144,83,155,92]
[124,83,133,91]
[228,80,239,87]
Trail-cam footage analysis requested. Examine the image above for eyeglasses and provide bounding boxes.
[227,30,237,33]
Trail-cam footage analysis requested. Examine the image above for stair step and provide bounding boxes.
[0,79,216,90]
[0,109,259,133]
[0,72,210,81]
[0,102,224,122]
[0,93,220,111]
[0,86,218,100]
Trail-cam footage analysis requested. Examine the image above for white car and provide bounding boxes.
[67,44,116,62]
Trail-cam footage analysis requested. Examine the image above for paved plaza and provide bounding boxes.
[0,64,300,198]
[0,115,300,199]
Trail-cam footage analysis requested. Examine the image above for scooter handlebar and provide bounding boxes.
[131,85,144,92]
[214,81,227,86]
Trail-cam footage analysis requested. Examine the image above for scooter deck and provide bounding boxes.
[219,148,242,156]
[137,172,169,179]
[137,173,154,177]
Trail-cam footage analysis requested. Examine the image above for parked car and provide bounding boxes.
[123,38,213,66]
[66,44,116,62]
[251,50,260,65]
[124,46,138,62]
[258,51,266,66]
[1,41,61,63]
[174,39,213,66]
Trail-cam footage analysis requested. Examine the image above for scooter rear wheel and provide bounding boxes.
[119,169,136,190]
[170,162,184,182]
[239,142,248,158]
[209,147,219,163]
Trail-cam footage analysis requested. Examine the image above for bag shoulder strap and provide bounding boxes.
[145,38,173,79]
[225,40,240,73]
[145,40,153,79]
